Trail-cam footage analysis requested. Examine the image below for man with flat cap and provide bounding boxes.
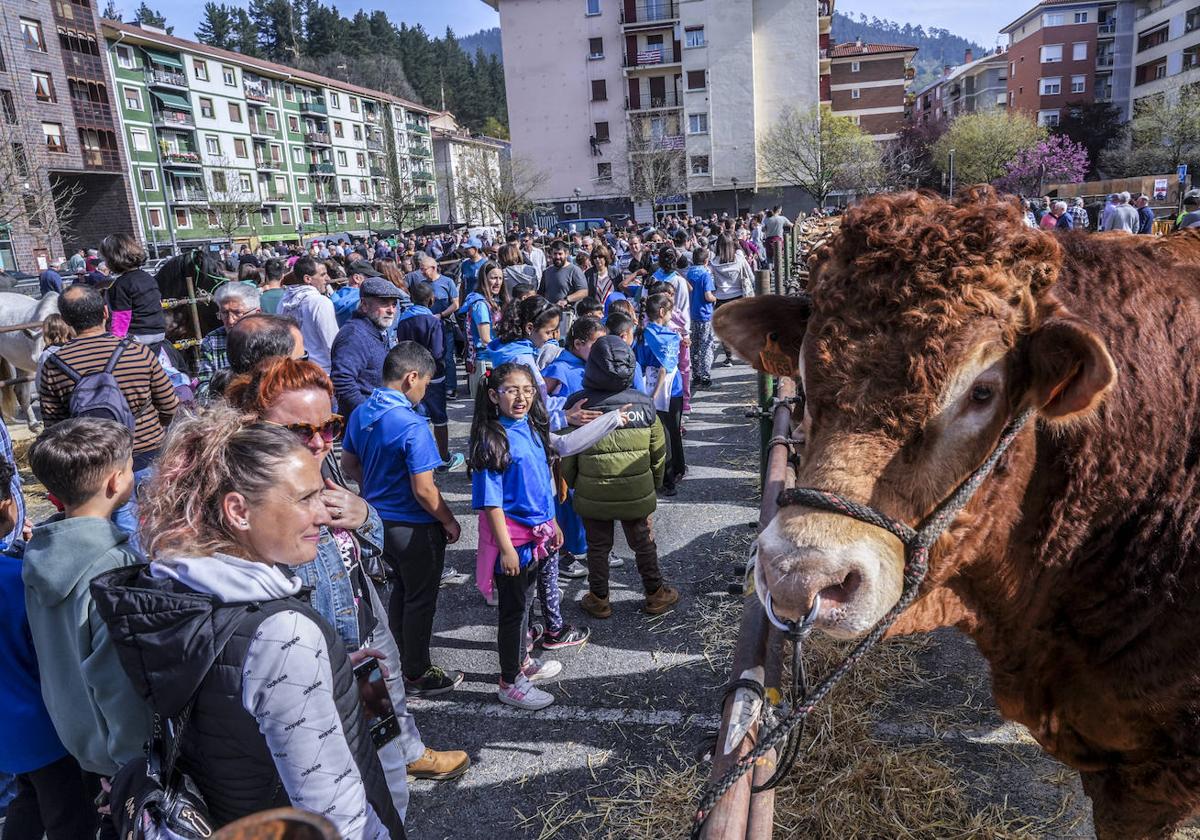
[331,276,406,418]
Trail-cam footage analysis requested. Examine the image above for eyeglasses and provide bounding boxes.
[267,415,344,443]
[218,306,260,323]
[497,386,537,398]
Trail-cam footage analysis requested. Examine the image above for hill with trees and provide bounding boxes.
[831,12,987,89]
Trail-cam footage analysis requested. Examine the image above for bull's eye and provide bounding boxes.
[970,384,995,403]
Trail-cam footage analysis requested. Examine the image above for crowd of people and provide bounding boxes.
[0,208,786,839]
[1020,189,1200,233]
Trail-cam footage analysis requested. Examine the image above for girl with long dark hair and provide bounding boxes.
[461,261,504,396]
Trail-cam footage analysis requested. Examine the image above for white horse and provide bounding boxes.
[0,292,59,429]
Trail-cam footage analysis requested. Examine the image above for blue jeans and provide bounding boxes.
[442,325,458,394]
[112,465,154,552]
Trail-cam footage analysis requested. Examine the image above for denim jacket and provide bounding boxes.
[292,502,385,651]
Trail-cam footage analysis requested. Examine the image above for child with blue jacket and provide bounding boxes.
[637,293,686,496]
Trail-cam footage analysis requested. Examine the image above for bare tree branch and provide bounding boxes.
[758,105,881,207]
[204,155,258,243]
[0,120,81,252]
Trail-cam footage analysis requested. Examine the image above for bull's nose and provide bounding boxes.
[756,543,864,623]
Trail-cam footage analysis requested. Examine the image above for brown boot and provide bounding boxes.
[643,584,680,615]
[407,747,471,780]
[580,592,612,619]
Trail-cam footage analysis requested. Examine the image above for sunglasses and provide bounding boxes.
[267,415,344,443]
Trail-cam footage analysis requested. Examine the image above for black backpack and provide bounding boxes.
[48,339,139,431]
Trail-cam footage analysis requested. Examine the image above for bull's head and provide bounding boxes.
[716,188,1116,639]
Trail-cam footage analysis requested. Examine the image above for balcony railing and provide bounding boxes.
[1095,87,1113,101]
[162,150,202,166]
[244,82,270,102]
[369,165,386,177]
[626,90,683,110]
[72,99,114,124]
[623,43,681,67]
[168,186,207,203]
[631,134,684,151]
[410,145,431,158]
[1097,54,1115,67]
[363,109,381,125]
[406,122,429,135]
[411,168,433,181]
[366,137,384,151]
[61,51,106,80]
[620,0,679,25]
[81,148,121,170]
[309,162,335,174]
[154,109,194,128]
[304,130,331,145]
[300,98,327,114]
[1098,20,1117,33]
[414,194,436,205]
[250,120,273,138]
[255,155,283,170]
[147,68,187,88]
[261,189,289,203]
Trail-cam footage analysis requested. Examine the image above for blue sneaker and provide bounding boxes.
[436,452,466,474]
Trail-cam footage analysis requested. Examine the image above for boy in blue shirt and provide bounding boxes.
[342,341,465,697]
[686,247,717,389]
[637,293,686,496]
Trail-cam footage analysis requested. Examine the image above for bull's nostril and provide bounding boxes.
[819,569,863,607]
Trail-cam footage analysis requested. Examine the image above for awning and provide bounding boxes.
[151,90,191,111]
[143,47,183,69]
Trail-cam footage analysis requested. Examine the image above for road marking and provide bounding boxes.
[409,697,722,729]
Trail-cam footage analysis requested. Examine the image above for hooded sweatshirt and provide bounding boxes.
[711,251,756,300]
[279,284,339,372]
[21,515,150,775]
[562,336,665,520]
[92,554,399,839]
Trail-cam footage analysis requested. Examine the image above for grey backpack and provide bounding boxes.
[48,339,138,431]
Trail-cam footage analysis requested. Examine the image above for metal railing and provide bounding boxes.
[1097,54,1115,66]
[255,155,283,170]
[162,150,202,166]
[309,161,335,174]
[154,108,194,128]
[1098,20,1117,33]
[623,45,681,67]
[300,98,327,114]
[366,137,384,151]
[626,89,683,109]
[619,0,679,25]
[147,68,187,87]
[304,130,331,145]
[168,186,207,203]
[244,82,270,102]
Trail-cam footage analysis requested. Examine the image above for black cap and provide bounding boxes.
[347,260,382,278]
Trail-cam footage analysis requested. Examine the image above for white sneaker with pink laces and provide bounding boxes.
[498,674,555,710]
[521,656,563,682]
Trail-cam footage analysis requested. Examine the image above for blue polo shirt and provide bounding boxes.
[687,265,715,323]
[471,416,555,526]
[637,322,684,398]
[542,351,585,397]
[431,274,459,318]
[343,388,444,524]
[459,257,487,296]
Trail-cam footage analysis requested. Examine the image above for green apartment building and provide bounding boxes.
[103,20,438,254]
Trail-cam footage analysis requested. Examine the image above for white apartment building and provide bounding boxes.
[485,0,820,223]
[1130,0,1200,103]
[430,112,508,229]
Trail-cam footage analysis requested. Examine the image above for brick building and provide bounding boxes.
[911,48,1011,124]
[0,0,138,273]
[826,40,917,139]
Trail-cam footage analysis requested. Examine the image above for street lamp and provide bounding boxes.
[948,148,956,197]
[731,177,740,217]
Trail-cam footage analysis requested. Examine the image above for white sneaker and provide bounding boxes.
[609,552,626,569]
[498,674,554,710]
[440,566,468,586]
[521,656,563,682]
[558,558,588,579]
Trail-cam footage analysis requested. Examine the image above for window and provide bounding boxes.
[292,146,303,164]
[211,170,226,191]
[0,91,16,124]
[349,96,359,113]
[222,66,235,86]
[358,178,368,193]
[340,177,351,192]
[591,79,607,101]
[194,59,208,81]
[851,88,861,99]
[148,208,163,229]
[239,173,253,192]
[1138,24,1170,52]
[301,207,312,224]
[287,115,300,134]
[1040,44,1063,63]
[586,0,600,15]
[688,112,708,133]
[337,150,348,166]
[1043,12,1065,25]
[589,37,604,59]
[261,208,274,226]
[594,120,609,141]
[1039,77,1062,95]
[123,86,142,110]
[42,122,65,152]
[1010,61,1016,76]
[199,97,214,119]
[333,121,344,138]
[851,60,861,72]
[297,176,308,193]
[353,124,362,141]
[280,207,292,225]
[234,137,248,158]
[1074,10,1088,23]
[686,70,706,90]
[228,102,241,122]
[685,27,706,48]
[130,128,150,151]
[355,152,365,168]
[284,84,295,102]
[1071,75,1086,93]
[265,111,277,130]
[139,169,156,190]
[175,208,190,228]
[1038,109,1060,126]
[116,45,135,68]
[32,71,55,103]
[1073,42,1087,60]
[690,155,710,175]
[1008,90,1015,107]
[998,91,1008,105]
[272,174,286,193]
[205,135,220,155]
[20,19,46,52]
[597,161,612,181]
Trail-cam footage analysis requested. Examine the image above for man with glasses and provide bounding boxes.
[521,234,547,280]
[197,282,261,399]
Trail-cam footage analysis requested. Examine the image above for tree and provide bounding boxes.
[932,109,1044,188]
[376,171,428,235]
[132,2,173,33]
[757,105,881,208]
[101,0,122,20]
[232,9,259,56]
[248,0,301,63]
[1054,102,1122,178]
[0,123,82,257]
[1101,89,1200,177]
[205,158,258,244]
[458,150,548,228]
[994,134,1089,195]
[195,3,236,50]
[480,117,509,141]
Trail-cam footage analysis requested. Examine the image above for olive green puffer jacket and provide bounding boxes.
[562,406,666,521]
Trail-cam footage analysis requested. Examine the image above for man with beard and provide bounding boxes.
[331,277,405,419]
[542,239,588,333]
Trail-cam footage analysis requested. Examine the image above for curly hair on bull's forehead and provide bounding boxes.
[804,187,1064,437]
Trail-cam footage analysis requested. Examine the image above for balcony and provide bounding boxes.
[147,68,187,89]
[626,89,683,110]
[363,108,382,125]
[315,191,342,206]
[414,194,436,205]
[309,161,335,175]
[61,51,106,80]
[366,137,384,151]
[168,185,207,204]
[623,44,681,69]
[71,99,114,125]
[1098,20,1117,34]
[162,150,202,168]
[255,155,283,171]
[250,119,273,138]
[300,98,327,115]
[1097,54,1115,67]
[81,148,121,171]
[304,130,331,146]
[409,145,431,158]
[244,81,270,103]
[406,122,429,135]
[154,109,194,129]
[631,133,685,152]
[261,189,289,204]
[1095,86,1113,101]
[411,168,433,181]
[620,0,679,27]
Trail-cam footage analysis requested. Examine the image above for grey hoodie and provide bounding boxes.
[279,284,339,372]
[22,515,151,775]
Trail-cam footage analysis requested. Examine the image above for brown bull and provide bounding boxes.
[715,187,1200,839]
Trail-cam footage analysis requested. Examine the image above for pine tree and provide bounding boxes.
[101,0,122,20]
[195,2,236,50]
[248,0,299,62]
[133,2,173,33]
[233,8,259,56]
[303,3,343,57]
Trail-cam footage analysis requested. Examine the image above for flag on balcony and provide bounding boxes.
[637,49,663,64]
[656,135,685,150]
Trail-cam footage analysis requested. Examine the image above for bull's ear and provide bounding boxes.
[1026,318,1116,421]
[712,295,810,376]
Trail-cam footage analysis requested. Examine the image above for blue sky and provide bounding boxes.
[138,0,1005,66]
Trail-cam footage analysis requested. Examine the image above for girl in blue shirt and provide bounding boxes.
[469,362,566,711]
[460,261,504,397]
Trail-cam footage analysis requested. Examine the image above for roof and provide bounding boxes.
[102,20,436,115]
[912,49,1009,98]
[1001,0,1093,33]
[827,42,917,58]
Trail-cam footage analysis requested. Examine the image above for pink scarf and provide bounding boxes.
[475,514,556,600]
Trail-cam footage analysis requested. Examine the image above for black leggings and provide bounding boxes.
[658,395,685,487]
[2,754,99,840]
[495,560,539,684]
[382,520,447,680]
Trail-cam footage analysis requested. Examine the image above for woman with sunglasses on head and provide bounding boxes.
[226,357,469,818]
